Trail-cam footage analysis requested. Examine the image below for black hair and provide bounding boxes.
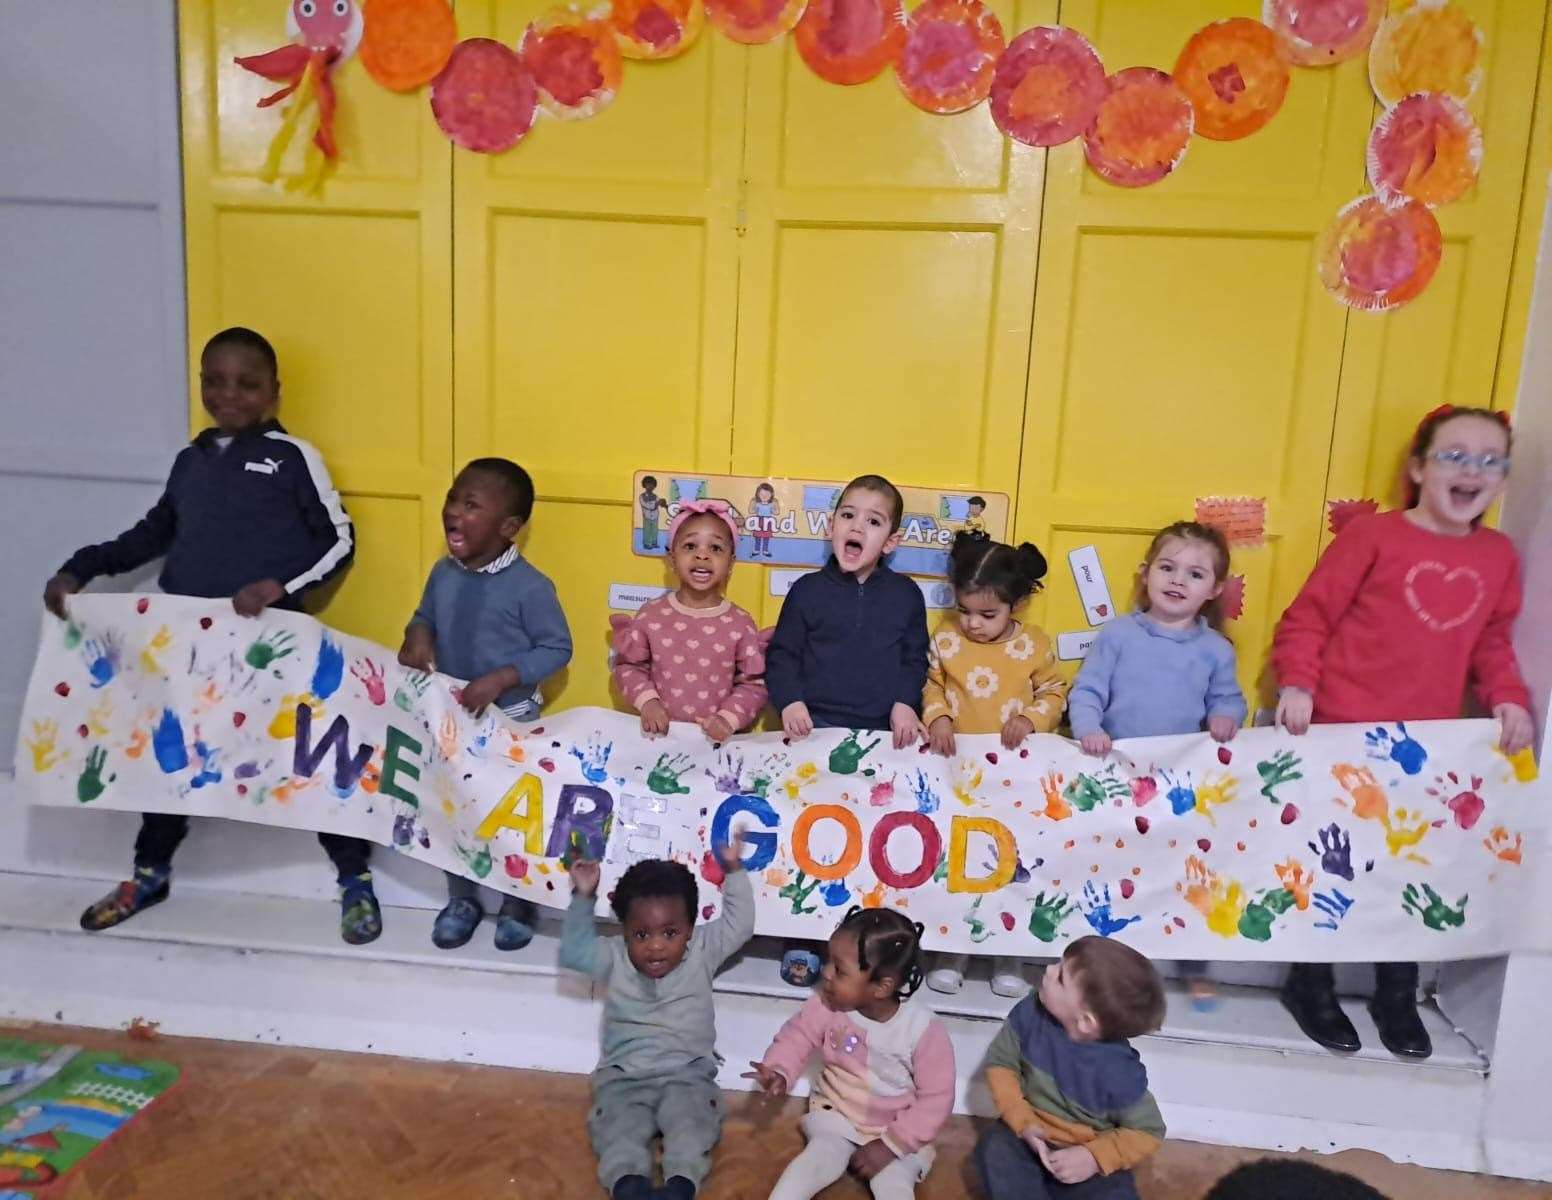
[609,858,699,927]
[204,326,278,376]
[1204,1161,1389,1200]
[839,474,905,532]
[967,495,986,508]
[460,457,535,524]
[835,907,924,998]
[947,531,1048,605]
[642,475,658,490]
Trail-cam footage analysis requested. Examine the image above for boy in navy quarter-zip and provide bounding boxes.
[42,328,375,944]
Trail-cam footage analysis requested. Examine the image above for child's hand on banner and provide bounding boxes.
[570,858,601,897]
[640,698,671,737]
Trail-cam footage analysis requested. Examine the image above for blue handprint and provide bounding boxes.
[1312,889,1355,931]
[1080,881,1141,937]
[569,735,614,784]
[467,715,496,759]
[1159,768,1196,817]
[706,750,745,794]
[189,740,222,790]
[1308,823,1355,882]
[820,881,851,907]
[83,634,123,689]
[911,769,941,815]
[1365,722,1427,776]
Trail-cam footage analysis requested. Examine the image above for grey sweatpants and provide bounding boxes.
[588,1058,723,1192]
[769,1105,932,1200]
[973,1123,1139,1200]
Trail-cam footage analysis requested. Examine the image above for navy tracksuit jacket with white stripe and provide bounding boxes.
[60,419,354,608]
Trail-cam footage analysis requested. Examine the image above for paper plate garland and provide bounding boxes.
[988,26,1106,147]
[1084,67,1194,188]
[1317,195,1442,311]
[430,38,537,154]
[706,0,809,45]
[1262,0,1383,66]
[1174,18,1290,141]
[358,0,457,91]
[521,10,624,120]
[610,0,705,59]
[793,0,907,85]
[1370,1,1482,107]
[1367,92,1482,207]
[893,0,1005,115]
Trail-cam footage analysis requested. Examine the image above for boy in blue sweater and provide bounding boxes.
[42,328,370,942]
[398,458,572,951]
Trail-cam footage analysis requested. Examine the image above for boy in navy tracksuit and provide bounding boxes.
[42,328,376,944]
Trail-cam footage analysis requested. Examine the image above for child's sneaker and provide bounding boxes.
[340,874,383,945]
[990,961,1032,999]
[79,867,169,931]
[658,1177,695,1200]
[611,1177,652,1200]
[432,896,483,949]
[927,952,969,994]
[1189,975,1221,1012]
[493,896,536,951]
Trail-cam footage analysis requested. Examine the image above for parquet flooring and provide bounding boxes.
[11,1024,1545,1199]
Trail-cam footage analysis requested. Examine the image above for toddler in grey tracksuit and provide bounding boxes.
[561,849,753,1200]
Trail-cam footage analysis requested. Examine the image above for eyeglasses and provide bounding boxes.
[1426,449,1511,475]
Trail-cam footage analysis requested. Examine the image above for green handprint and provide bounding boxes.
[647,752,693,795]
[933,852,949,883]
[1060,773,1110,814]
[1237,887,1296,942]
[964,896,992,944]
[1402,882,1468,931]
[829,731,882,775]
[393,671,432,713]
[76,745,114,803]
[1028,891,1074,942]
[1256,750,1304,803]
[455,842,493,879]
[63,620,83,650]
[779,870,822,915]
[245,629,297,670]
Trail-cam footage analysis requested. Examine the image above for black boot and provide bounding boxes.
[1370,962,1432,1059]
[1281,962,1360,1052]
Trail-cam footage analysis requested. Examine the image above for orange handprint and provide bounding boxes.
[1273,857,1313,911]
[436,714,460,762]
[1331,763,1389,822]
[1038,770,1072,822]
[125,727,150,759]
[271,773,320,804]
[1183,856,1246,938]
[1483,826,1523,864]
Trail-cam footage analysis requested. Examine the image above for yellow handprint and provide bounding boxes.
[139,625,173,674]
[1273,857,1313,911]
[1184,856,1247,938]
[25,720,64,773]
[782,761,819,801]
[268,694,322,740]
[1194,772,1238,826]
[1383,806,1432,862]
[1038,770,1072,822]
[85,698,114,738]
[1332,763,1389,823]
[952,760,984,808]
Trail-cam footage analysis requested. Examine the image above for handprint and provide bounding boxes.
[189,740,223,789]
[1426,771,1485,831]
[1272,858,1312,911]
[706,749,745,794]
[1365,722,1427,776]
[1382,807,1433,861]
[454,842,494,879]
[393,671,431,713]
[244,629,296,671]
[436,715,461,763]
[569,734,614,784]
[910,769,941,815]
[1482,826,1523,865]
[195,680,224,712]
[1308,823,1355,881]
[85,698,114,738]
[82,634,123,689]
[1080,881,1140,937]
[1184,857,1247,939]
[1238,888,1295,942]
[1062,773,1109,814]
[951,759,985,807]
[1037,770,1072,822]
[781,761,819,801]
[139,625,174,675]
[76,746,114,802]
[125,726,150,760]
[1027,891,1074,942]
[1193,773,1238,825]
[1331,764,1389,822]
[1256,750,1303,802]
[647,752,693,795]
[1401,882,1467,931]
[267,694,322,740]
[1312,889,1355,931]
[778,869,822,915]
[350,658,387,706]
[964,896,992,943]
[1159,769,1196,817]
[829,731,881,775]
[271,773,319,804]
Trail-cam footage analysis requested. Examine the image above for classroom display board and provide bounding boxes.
[17,597,1547,962]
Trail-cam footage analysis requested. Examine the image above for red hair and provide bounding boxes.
[1401,404,1512,509]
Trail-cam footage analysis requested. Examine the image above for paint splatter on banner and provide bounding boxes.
[17,598,1548,960]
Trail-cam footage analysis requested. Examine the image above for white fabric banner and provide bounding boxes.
[14,597,1548,960]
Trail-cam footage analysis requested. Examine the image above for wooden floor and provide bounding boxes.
[12,1024,1547,1200]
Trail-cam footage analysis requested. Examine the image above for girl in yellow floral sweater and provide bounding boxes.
[922,532,1068,997]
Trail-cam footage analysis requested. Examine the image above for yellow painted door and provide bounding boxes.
[451,0,748,709]
[179,0,453,649]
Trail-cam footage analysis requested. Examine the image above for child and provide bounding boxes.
[42,328,370,943]
[610,500,768,742]
[639,476,663,551]
[1204,1161,1389,1200]
[561,847,754,1200]
[1068,521,1246,1007]
[399,458,572,952]
[1272,404,1533,1061]
[750,481,781,558]
[747,908,956,1200]
[974,937,1167,1200]
[922,532,1067,998]
[963,496,988,536]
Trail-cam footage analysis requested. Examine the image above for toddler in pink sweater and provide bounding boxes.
[611,499,770,742]
[746,908,956,1199]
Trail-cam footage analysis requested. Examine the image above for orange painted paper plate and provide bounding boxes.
[989,26,1106,147]
[706,0,808,44]
[794,0,907,86]
[893,0,1005,115]
[521,9,623,119]
[1317,195,1442,311]
[610,0,704,59]
[1262,0,1383,66]
[1370,1,1482,107]
[1084,67,1194,188]
[1174,18,1290,141]
[1367,92,1481,207]
[359,0,458,91]
[430,38,538,153]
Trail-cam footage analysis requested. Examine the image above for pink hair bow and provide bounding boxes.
[667,499,741,547]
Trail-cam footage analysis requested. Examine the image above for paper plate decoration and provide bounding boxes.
[1370,2,1483,106]
[234,0,365,191]
[989,26,1106,147]
[609,0,705,59]
[521,10,624,120]
[1317,195,1443,311]
[358,0,457,91]
[893,0,1005,115]
[706,0,809,44]
[1174,18,1290,141]
[793,0,908,85]
[1262,0,1383,66]
[1367,92,1482,207]
[1084,68,1194,188]
[430,39,538,153]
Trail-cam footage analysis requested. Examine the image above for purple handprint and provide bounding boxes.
[1308,823,1355,882]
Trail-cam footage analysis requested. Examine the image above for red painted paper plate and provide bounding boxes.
[521,9,623,120]
[1084,67,1194,188]
[794,0,907,86]
[610,0,705,59]
[893,0,1005,115]
[706,0,808,44]
[1174,17,1290,141]
[359,0,458,91]
[1262,0,1383,67]
[989,25,1106,147]
[430,38,538,153]
[1367,91,1481,207]
[1317,194,1443,311]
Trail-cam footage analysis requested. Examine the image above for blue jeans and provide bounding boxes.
[973,1123,1139,1200]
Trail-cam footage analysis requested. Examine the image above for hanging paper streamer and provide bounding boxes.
[706,0,809,45]
[1370,2,1483,107]
[234,0,365,194]
[358,0,458,91]
[1262,0,1383,67]
[1173,18,1290,142]
[893,0,1005,115]
[430,38,538,153]
[1367,92,1482,208]
[793,0,907,85]
[1083,68,1194,188]
[610,0,705,59]
[1317,195,1443,311]
[988,26,1106,147]
[521,8,625,120]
